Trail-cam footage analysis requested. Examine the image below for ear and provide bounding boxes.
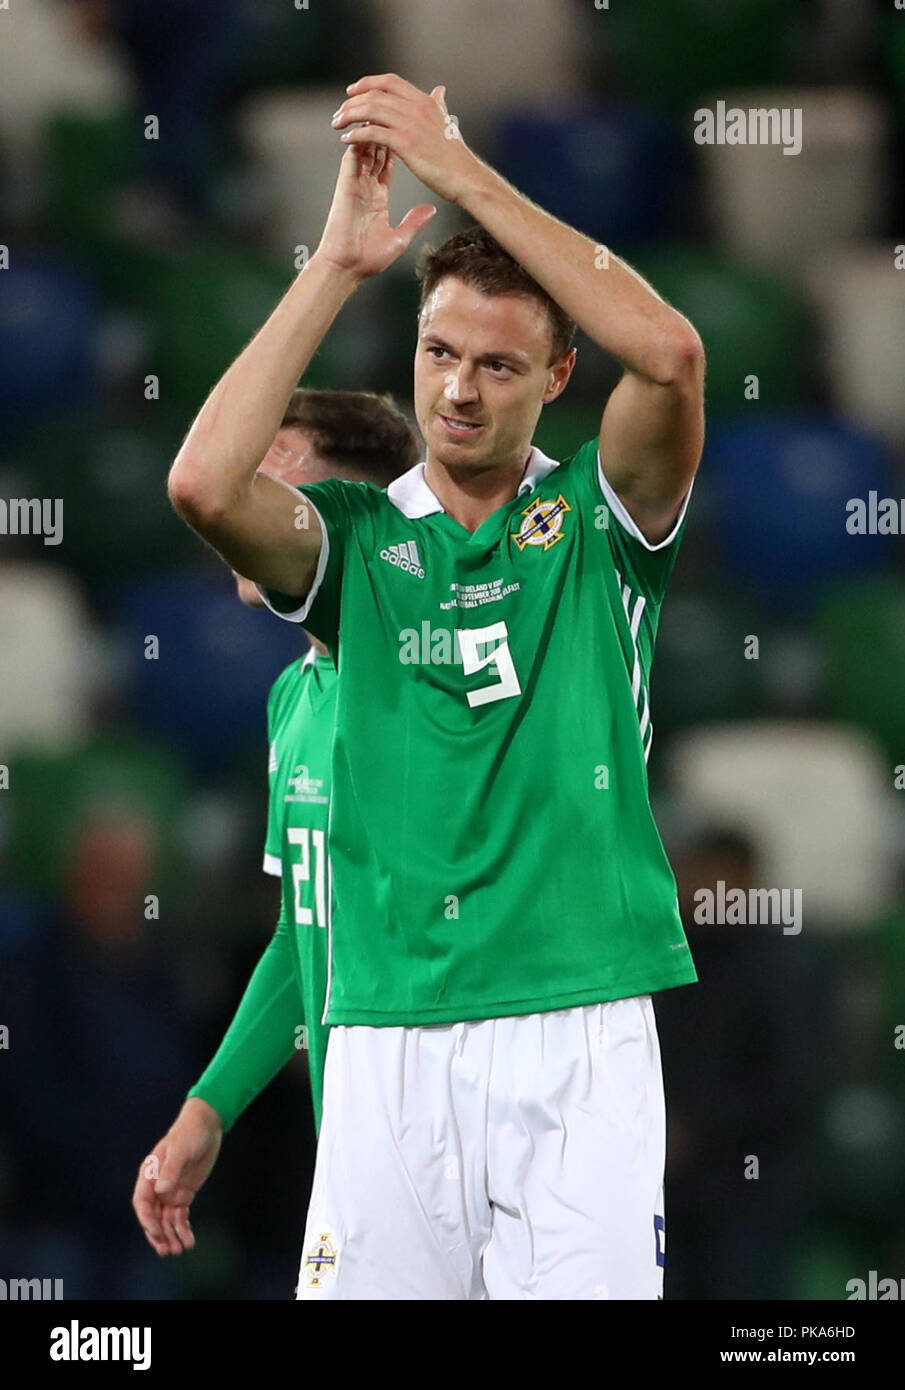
[543,347,577,404]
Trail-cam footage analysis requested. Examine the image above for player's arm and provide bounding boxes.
[186,913,302,1133]
[132,1097,222,1257]
[167,144,436,595]
[332,77,704,544]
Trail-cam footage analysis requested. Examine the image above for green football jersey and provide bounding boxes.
[261,437,697,1027]
[263,648,336,1132]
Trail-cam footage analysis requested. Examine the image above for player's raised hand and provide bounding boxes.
[316,142,437,281]
[132,1098,223,1256]
[331,77,478,205]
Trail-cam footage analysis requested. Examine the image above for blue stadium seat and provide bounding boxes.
[112,568,306,772]
[495,104,680,244]
[706,414,896,608]
[0,254,101,436]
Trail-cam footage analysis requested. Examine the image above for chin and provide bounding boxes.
[433,428,488,463]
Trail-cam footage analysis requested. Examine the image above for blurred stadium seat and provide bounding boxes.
[700,89,888,276]
[124,242,299,414]
[0,564,95,751]
[651,590,768,734]
[0,0,126,189]
[706,413,897,608]
[224,0,377,95]
[668,721,899,929]
[2,735,191,903]
[111,568,305,773]
[15,411,200,587]
[584,0,797,113]
[370,0,586,139]
[808,245,905,448]
[237,91,461,263]
[629,247,810,410]
[42,110,134,243]
[0,253,103,437]
[496,104,681,245]
[531,406,604,465]
[813,576,905,766]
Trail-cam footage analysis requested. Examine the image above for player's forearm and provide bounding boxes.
[168,253,361,515]
[456,160,701,383]
[187,923,302,1133]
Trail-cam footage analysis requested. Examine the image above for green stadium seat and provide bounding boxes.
[789,1232,872,1301]
[42,110,136,237]
[586,0,795,113]
[41,111,190,302]
[813,577,905,766]
[130,243,318,413]
[18,409,202,586]
[651,590,768,735]
[531,407,602,463]
[630,249,810,410]
[4,736,192,901]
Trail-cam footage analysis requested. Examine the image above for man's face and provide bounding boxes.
[234,426,329,607]
[414,277,574,475]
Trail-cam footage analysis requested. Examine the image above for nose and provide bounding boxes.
[443,362,479,406]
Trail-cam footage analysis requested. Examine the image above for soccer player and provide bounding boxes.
[132,389,417,1259]
[167,76,705,1300]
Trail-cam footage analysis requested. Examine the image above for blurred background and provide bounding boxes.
[0,0,904,1300]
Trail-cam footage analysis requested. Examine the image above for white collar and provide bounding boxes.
[386,446,561,520]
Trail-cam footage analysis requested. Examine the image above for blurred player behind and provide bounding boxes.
[132,389,418,1258]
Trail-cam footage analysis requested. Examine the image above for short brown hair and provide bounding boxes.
[280,389,418,485]
[417,225,576,364]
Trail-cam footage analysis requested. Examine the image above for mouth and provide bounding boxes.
[437,414,484,438]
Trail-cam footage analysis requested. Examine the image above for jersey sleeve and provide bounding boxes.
[255,478,359,651]
[186,911,303,1132]
[573,437,694,608]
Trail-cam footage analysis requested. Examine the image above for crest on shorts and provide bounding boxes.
[304,1231,338,1287]
[512,494,571,550]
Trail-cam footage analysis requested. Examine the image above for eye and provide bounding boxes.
[487,360,512,375]
[427,345,451,361]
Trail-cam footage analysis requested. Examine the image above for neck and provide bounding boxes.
[303,631,327,656]
[424,449,532,533]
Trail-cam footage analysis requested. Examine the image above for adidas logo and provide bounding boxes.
[379,540,425,579]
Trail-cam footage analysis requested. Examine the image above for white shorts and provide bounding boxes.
[295,996,666,1300]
